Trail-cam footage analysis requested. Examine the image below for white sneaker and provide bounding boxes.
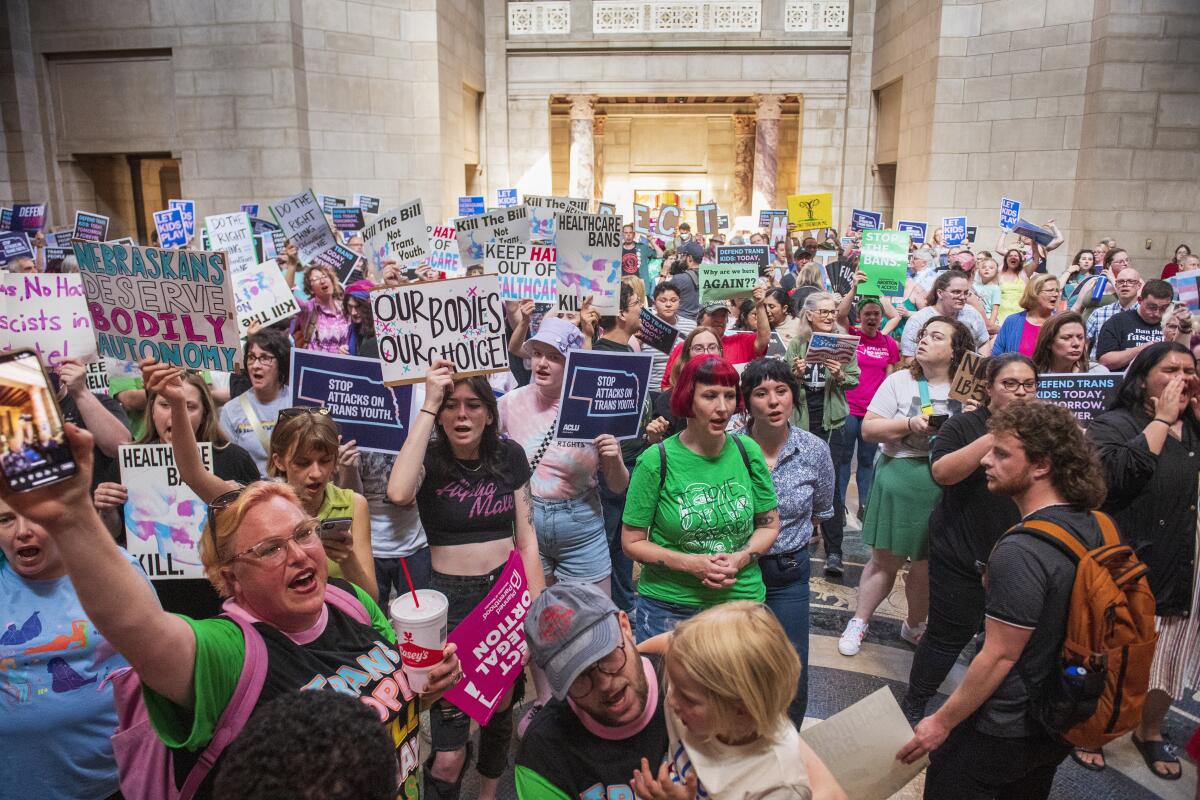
[839,618,869,656]
[900,620,927,646]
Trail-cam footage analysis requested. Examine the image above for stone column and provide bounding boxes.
[732,114,756,218]
[752,94,783,212]
[568,95,597,201]
[593,114,607,206]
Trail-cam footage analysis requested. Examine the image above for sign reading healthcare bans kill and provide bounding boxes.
[371,274,508,386]
[73,241,240,371]
[555,350,655,442]
[120,443,214,580]
[484,242,556,305]
[290,350,414,454]
[555,211,622,314]
[702,246,765,302]
[1037,372,1121,427]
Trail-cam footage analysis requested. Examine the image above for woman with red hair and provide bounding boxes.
[621,355,780,641]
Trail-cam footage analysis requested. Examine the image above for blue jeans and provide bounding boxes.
[600,480,636,612]
[762,552,811,727]
[836,414,880,515]
[634,595,700,642]
[533,493,611,583]
[373,546,432,608]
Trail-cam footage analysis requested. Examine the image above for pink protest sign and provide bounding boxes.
[442,550,532,726]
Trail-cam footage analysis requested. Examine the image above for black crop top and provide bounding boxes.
[416,439,532,547]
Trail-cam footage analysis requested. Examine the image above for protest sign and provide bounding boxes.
[0,232,32,266]
[897,220,927,244]
[942,216,968,246]
[1013,218,1054,247]
[859,229,910,297]
[12,203,46,233]
[458,196,485,216]
[484,242,556,304]
[311,244,362,285]
[331,206,365,231]
[239,203,258,217]
[807,333,860,364]
[758,209,786,229]
[637,308,680,354]
[555,349,655,442]
[153,209,187,250]
[0,207,10,231]
[0,273,97,365]
[526,195,590,243]
[949,351,989,405]
[1000,198,1020,230]
[250,217,281,235]
[717,213,729,230]
[656,205,680,237]
[290,350,414,454]
[85,360,108,392]
[354,193,381,214]
[205,212,257,276]
[554,211,621,314]
[232,259,300,333]
[596,202,616,216]
[851,209,882,231]
[800,688,926,800]
[270,189,339,262]
[50,229,74,248]
[441,550,533,726]
[120,443,213,580]
[701,246,766,303]
[319,194,347,214]
[769,214,789,246]
[372,274,508,385]
[497,188,518,209]
[168,199,195,239]
[695,202,718,235]
[455,206,531,268]
[1170,268,1200,312]
[72,211,109,243]
[361,199,429,276]
[427,224,462,275]
[259,232,278,261]
[73,241,239,371]
[632,203,651,235]
[786,193,833,230]
[1037,372,1121,427]
[967,225,978,243]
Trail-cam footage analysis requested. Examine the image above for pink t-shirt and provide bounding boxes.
[845,326,901,417]
[1018,318,1042,356]
[497,383,599,500]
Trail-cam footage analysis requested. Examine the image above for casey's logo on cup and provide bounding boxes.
[399,631,443,668]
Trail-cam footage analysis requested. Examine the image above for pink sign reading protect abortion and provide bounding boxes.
[442,550,533,726]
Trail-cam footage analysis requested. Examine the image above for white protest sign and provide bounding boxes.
[0,273,98,365]
[232,259,301,333]
[120,443,213,580]
[525,195,589,244]
[371,274,508,386]
[554,211,622,314]
[454,205,531,268]
[270,189,339,262]
[483,242,556,304]
[361,199,429,277]
[204,212,257,275]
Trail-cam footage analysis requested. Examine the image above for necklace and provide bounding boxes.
[456,458,483,473]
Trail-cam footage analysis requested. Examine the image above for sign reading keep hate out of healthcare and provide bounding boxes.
[484,241,556,305]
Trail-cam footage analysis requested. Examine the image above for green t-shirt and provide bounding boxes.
[622,434,777,607]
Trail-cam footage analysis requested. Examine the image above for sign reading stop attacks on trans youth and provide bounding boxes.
[555,350,655,442]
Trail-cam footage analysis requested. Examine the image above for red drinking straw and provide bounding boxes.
[400,556,419,608]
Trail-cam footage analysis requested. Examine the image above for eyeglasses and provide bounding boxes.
[208,485,249,528]
[998,379,1038,392]
[223,519,324,566]
[690,343,721,354]
[811,309,838,317]
[567,642,629,699]
[1114,279,1140,286]
[278,406,332,423]
[245,353,277,365]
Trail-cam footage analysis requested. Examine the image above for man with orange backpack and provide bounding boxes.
[897,399,1156,800]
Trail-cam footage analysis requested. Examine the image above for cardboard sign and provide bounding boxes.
[1169,268,1200,313]
[205,213,257,276]
[165,199,194,240]
[310,244,362,285]
[371,274,508,385]
[525,195,589,243]
[786,193,833,230]
[454,206,531,268]
[1012,218,1054,247]
[851,209,882,231]
[555,211,622,314]
[120,443,213,580]
[942,216,968,246]
[859,229,910,298]
[555,349,655,441]
[948,351,989,405]
[596,202,617,217]
[0,232,32,265]
[361,199,429,276]
[354,193,381,214]
[441,550,533,726]
[1037,372,1121,427]
[270,189,339,262]
[632,203,651,235]
[655,205,680,238]
[73,241,239,371]
[290,350,414,454]
[72,211,109,243]
[807,333,860,364]
[427,224,462,275]
[497,188,518,209]
[695,202,718,235]
[12,203,46,233]
[484,242,556,304]
[896,220,927,245]
[0,273,97,365]
[153,209,187,250]
[1000,198,1020,231]
[638,308,680,354]
[701,246,766,302]
[331,206,366,232]
[232,259,300,332]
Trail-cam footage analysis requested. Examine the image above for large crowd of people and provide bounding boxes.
[2,212,1199,800]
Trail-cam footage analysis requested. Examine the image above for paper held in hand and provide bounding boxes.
[948,351,989,406]
[806,333,860,365]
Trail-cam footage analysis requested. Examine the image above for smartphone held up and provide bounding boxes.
[0,348,78,492]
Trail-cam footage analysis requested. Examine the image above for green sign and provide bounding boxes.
[701,247,764,302]
[859,229,910,297]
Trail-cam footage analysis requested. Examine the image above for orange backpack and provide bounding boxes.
[1008,511,1158,748]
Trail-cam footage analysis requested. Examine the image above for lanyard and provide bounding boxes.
[918,378,934,416]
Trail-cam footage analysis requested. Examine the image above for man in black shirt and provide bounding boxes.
[898,400,1109,800]
[1096,278,1192,370]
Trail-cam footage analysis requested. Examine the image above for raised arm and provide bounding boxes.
[752,284,771,356]
[836,272,865,329]
[386,360,451,505]
[56,358,132,458]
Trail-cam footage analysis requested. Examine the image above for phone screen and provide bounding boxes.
[0,349,77,491]
[319,517,353,541]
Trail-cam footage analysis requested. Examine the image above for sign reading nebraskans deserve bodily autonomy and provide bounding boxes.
[554,211,621,314]
[371,274,508,386]
[555,350,654,442]
[72,241,240,371]
[290,350,414,454]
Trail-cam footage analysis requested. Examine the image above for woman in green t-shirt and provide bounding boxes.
[621,355,780,642]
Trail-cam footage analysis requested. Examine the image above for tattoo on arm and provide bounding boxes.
[754,511,777,527]
[521,483,534,529]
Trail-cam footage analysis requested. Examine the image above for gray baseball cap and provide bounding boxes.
[525,583,621,700]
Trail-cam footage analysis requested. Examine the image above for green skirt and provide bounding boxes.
[861,454,941,560]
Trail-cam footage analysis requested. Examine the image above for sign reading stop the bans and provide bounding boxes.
[859,229,910,297]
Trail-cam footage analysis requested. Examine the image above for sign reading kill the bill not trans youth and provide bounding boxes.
[371,274,508,386]
[1037,372,1121,427]
[361,199,429,276]
[454,205,531,268]
[526,195,590,244]
[72,241,240,371]
[484,241,556,305]
[554,210,622,315]
[232,259,300,333]
[859,229,910,298]
[556,349,655,442]
[290,350,414,454]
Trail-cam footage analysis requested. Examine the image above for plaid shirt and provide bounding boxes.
[1086,299,1138,359]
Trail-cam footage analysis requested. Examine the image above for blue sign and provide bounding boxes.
[153,208,188,249]
[168,199,196,239]
[241,203,259,217]
[458,196,486,216]
[1000,198,1020,230]
[851,209,882,231]
[0,231,32,265]
[290,350,414,454]
[897,220,927,244]
[942,216,968,246]
[1013,218,1054,247]
[12,203,46,232]
[555,350,655,442]
[497,188,519,209]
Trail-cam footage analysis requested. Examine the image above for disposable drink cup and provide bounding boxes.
[389,589,449,693]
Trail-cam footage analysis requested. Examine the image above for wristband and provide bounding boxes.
[419,408,437,418]
[1151,418,1174,427]
[906,416,915,432]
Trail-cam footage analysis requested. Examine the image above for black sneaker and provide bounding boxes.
[824,553,844,576]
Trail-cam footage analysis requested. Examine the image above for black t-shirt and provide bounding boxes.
[979,505,1104,738]
[803,361,826,433]
[592,338,648,465]
[516,653,668,799]
[1095,309,1163,358]
[59,391,130,489]
[416,439,531,548]
[620,244,641,278]
[928,408,1020,572]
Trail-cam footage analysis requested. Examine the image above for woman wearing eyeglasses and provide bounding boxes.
[644,327,724,445]
[900,354,1036,723]
[220,328,293,476]
[991,274,1060,358]
[0,431,462,799]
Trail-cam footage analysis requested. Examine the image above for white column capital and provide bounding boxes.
[569,94,598,121]
[754,93,784,121]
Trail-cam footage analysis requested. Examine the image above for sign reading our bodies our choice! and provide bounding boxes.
[554,211,621,314]
[72,241,240,371]
[0,273,97,365]
[120,442,214,580]
[555,350,655,442]
[290,350,413,454]
[484,241,556,305]
[371,274,508,386]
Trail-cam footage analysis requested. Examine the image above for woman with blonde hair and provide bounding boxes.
[991,273,1060,357]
